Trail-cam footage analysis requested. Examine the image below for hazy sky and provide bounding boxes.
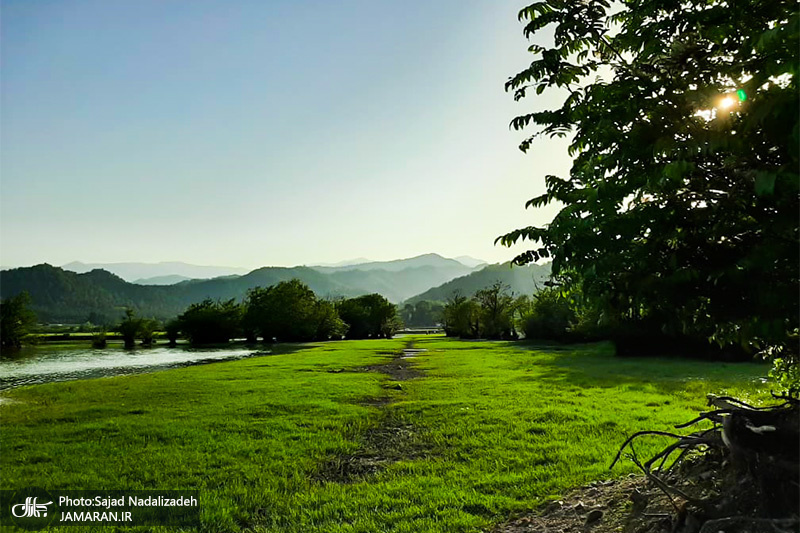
[1,0,570,269]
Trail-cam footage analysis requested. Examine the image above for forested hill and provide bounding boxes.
[0,259,486,323]
[403,262,552,304]
[0,264,354,323]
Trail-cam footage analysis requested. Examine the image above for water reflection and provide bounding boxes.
[0,343,269,391]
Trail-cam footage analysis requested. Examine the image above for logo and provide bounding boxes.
[12,497,53,518]
[5,488,58,530]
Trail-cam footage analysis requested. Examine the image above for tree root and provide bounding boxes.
[611,394,799,528]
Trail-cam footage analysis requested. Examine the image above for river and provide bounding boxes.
[0,343,270,391]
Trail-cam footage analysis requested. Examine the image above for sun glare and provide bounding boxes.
[718,95,737,110]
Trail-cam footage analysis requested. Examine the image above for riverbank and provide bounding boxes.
[0,342,302,391]
[0,336,770,532]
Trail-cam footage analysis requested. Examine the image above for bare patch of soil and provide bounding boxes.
[494,453,799,533]
[358,396,392,408]
[495,476,672,533]
[315,410,427,482]
[315,342,429,483]
[363,347,427,381]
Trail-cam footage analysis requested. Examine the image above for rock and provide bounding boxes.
[573,501,585,513]
[585,509,604,525]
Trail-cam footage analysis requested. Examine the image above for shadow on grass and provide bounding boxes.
[511,341,768,396]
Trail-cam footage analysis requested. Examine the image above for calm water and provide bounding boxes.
[0,343,270,391]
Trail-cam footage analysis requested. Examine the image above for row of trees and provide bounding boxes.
[442,282,528,340]
[440,279,757,361]
[439,281,587,342]
[170,280,400,344]
[0,281,401,349]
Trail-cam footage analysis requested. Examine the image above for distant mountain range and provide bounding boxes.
[62,261,249,282]
[404,262,552,304]
[132,275,194,285]
[1,254,547,324]
[310,253,479,275]
[310,258,373,268]
[453,256,487,268]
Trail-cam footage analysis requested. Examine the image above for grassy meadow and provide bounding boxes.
[0,336,770,532]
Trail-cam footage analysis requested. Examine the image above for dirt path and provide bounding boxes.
[315,340,429,483]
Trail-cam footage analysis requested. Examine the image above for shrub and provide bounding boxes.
[521,287,574,341]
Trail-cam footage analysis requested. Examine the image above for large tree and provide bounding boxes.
[0,292,37,349]
[338,294,399,339]
[498,1,798,372]
[178,299,243,344]
[243,280,347,342]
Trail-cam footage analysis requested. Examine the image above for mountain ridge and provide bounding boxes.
[62,261,249,282]
[1,255,517,323]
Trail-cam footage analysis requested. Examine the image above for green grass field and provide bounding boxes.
[0,336,770,532]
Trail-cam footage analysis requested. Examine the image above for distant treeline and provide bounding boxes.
[441,282,753,361]
[0,279,400,349]
[0,262,550,325]
[162,279,400,345]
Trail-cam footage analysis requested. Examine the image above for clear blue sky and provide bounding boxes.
[1,0,569,269]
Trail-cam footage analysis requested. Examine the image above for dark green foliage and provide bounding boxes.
[177,299,243,344]
[164,319,181,346]
[0,265,178,324]
[442,292,481,339]
[442,284,521,340]
[115,309,142,348]
[91,330,107,349]
[337,294,399,339]
[313,299,349,341]
[0,292,37,349]
[243,280,347,342]
[138,318,158,346]
[114,309,159,347]
[474,282,518,339]
[498,0,798,387]
[400,300,445,328]
[521,287,575,342]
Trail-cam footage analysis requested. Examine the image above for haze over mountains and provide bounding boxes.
[61,261,250,283]
[1,254,548,324]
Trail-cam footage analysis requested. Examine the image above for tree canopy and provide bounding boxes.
[498,1,798,366]
[0,292,37,349]
[337,294,399,339]
[243,280,347,342]
[178,299,243,344]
